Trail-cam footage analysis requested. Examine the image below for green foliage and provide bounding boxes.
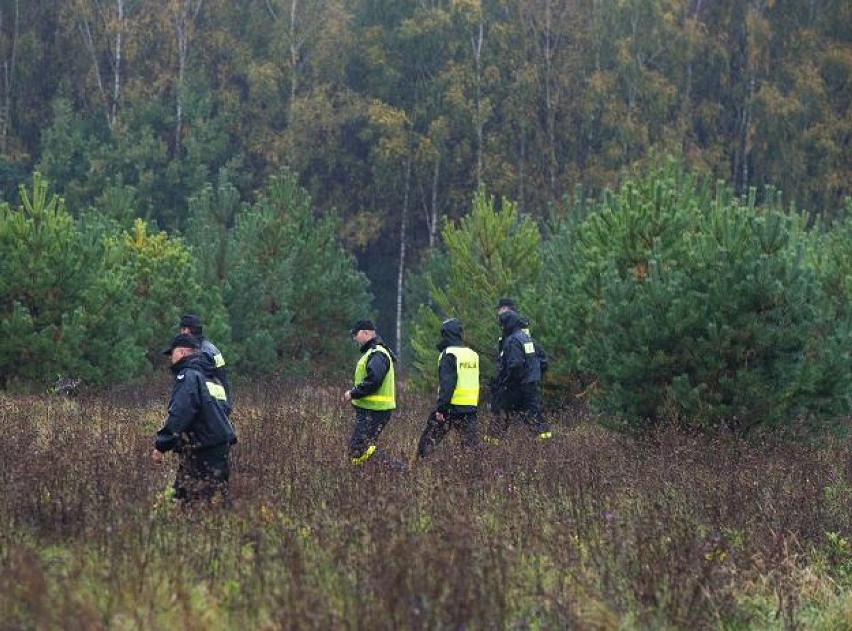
[401,249,449,365]
[0,172,233,387]
[0,174,142,386]
[4,389,852,629]
[527,187,597,383]
[185,169,244,292]
[407,188,541,389]
[0,157,29,203]
[544,162,850,430]
[37,91,232,230]
[225,169,372,376]
[114,218,229,370]
[35,98,100,213]
[800,209,852,421]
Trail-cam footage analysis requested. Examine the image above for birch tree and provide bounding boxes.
[70,0,130,130]
[170,0,204,155]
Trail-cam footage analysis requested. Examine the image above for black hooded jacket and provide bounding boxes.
[199,337,232,415]
[497,310,542,386]
[350,335,397,399]
[155,352,236,454]
[435,319,477,414]
[496,313,548,376]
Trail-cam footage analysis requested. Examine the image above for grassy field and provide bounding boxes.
[1,380,851,630]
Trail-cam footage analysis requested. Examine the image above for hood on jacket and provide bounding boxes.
[437,318,464,350]
[499,310,524,335]
[193,352,218,377]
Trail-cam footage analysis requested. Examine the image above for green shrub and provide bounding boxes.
[224,169,372,376]
[407,188,542,390]
[543,162,850,430]
[0,173,226,387]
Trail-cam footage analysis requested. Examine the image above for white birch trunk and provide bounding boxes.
[471,17,484,188]
[290,0,299,105]
[110,0,123,129]
[174,0,204,153]
[78,16,109,128]
[428,154,440,249]
[396,154,412,356]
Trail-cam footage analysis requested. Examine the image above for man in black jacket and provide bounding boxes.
[495,298,548,376]
[417,318,480,458]
[152,333,237,504]
[488,310,552,441]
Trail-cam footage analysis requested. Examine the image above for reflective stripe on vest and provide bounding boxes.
[443,346,479,407]
[353,345,396,410]
[206,381,227,401]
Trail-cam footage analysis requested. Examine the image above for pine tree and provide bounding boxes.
[0,173,143,386]
[225,169,372,375]
[545,161,850,431]
[407,187,542,390]
[115,218,227,370]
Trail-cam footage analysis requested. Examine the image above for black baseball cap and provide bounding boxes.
[162,333,200,355]
[179,313,203,334]
[349,320,376,335]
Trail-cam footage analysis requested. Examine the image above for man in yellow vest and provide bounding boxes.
[417,318,480,458]
[342,320,397,465]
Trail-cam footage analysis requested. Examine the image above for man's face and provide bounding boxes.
[497,306,511,316]
[352,329,371,345]
[170,346,192,365]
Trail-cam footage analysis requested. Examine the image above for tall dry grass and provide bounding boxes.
[1,382,850,630]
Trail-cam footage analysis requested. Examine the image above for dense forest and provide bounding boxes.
[2,1,850,297]
[1,0,850,427]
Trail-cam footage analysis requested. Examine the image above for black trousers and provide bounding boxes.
[173,444,230,504]
[489,382,550,438]
[417,411,479,458]
[349,408,392,460]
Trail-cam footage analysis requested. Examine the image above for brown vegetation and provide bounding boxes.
[1,382,851,629]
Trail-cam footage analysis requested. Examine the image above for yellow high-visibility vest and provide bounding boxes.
[353,345,395,410]
[442,346,479,407]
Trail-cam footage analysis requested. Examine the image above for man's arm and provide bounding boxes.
[502,338,526,385]
[435,352,458,414]
[535,341,548,375]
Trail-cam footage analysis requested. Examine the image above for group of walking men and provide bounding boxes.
[343,298,552,467]
[151,299,551,505]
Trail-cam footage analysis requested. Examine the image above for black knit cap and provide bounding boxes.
[349,319,375,335]
[441,317,463,336]
[496,297,515,309]
[179,313,203,335]
[162,333,200,355]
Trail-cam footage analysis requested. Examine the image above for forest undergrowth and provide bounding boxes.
[1,380,851,630]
